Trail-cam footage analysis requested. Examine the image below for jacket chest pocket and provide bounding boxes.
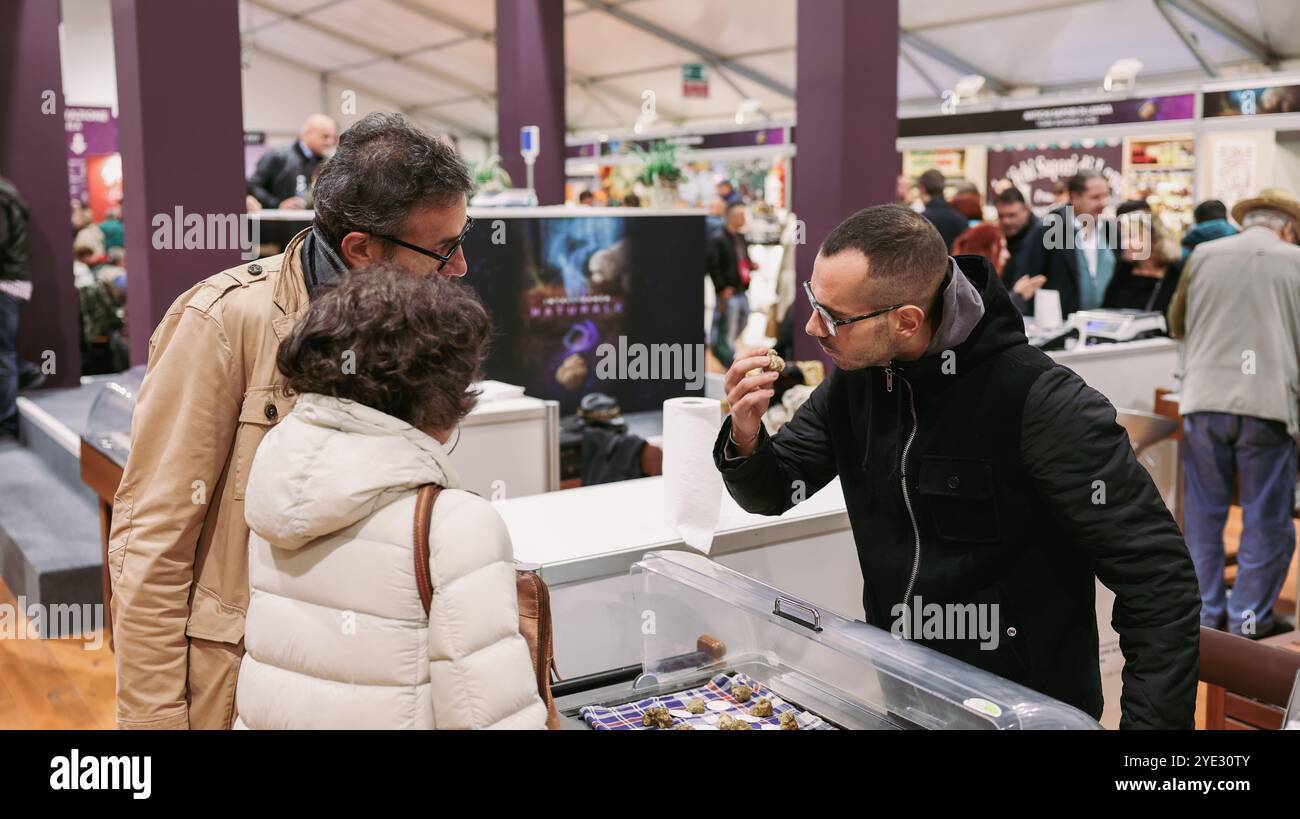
[918,456,1000,544]
[232,386,293,501]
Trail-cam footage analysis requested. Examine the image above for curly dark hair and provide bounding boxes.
[312,112,473,254]
[277,264,491,431]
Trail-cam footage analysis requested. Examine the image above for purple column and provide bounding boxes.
[793,0,899,365]
[495,0,566,205]
[112,0,247,365]
[0,0,81,386]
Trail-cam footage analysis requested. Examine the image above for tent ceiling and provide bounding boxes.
[238,0,1300,142]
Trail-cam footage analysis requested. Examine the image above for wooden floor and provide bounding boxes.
[0,507,1294,730]
[0,576,116,729]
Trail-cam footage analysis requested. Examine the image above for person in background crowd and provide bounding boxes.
[1167,188,1300,639]
[706,200,756,366]
[246,113,338,209]
[715,204,1200,728]
[994,187,1040,287]
[0,175,33,438]
[71,197,92,236]
[109,112,475,730]
[951,190,984,224]
[75,240,126,375]
[917,169,967,251]
[1052,179,1069,205]
[236,266,548,730]
[706,196,727,235]
[622,193,641,208]
[1180,199,1238,258]
[951,222,1007,278]
[1102,210,1182,315]
[715,175,742,207]
[896,174,918,210]
[99,204,124,251]
[577,190,594,206]
[74,211,106,262]
[1013,170,1115,318]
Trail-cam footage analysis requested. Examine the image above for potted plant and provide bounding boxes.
[632,140,682,208]
[471,155,513,194]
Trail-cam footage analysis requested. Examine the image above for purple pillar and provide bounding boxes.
[0,0,81,387]
[495,0,566,205]
[112,0,246,365]
[793,0,899,365]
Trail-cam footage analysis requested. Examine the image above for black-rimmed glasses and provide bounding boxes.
[803,280,902,337]
[367,215,475,271]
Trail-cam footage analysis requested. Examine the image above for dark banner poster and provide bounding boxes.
[900,94,1195,138]
[987,144,1125,213]
[460,214,706,414]
[1203,84,1300,118]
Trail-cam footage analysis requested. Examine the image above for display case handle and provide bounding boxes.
[773,596,823,632]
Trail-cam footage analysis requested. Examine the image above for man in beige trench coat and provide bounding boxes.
[108,112,476,728]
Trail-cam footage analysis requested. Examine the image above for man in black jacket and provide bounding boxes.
[715,204,1200,729]
[246,114,338,209]
[1012,170,1116,318]
[918,169,967,252]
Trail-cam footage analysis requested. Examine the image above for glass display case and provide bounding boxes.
[554,551,1101,730]
[83,365,144,468]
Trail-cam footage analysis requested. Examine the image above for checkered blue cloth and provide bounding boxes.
[579,672,835,730]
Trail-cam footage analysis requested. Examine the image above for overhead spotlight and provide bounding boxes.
[952,74,986,103]
[734,98,762,125]
[1104,58,1142,92]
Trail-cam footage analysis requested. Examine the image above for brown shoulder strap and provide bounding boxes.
[413,484,443,615]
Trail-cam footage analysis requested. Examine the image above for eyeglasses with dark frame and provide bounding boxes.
[803,280,903,337]
[364,215,475,272]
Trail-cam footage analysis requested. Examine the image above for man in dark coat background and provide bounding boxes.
[715,204,1200,729]
[246,113,338,209]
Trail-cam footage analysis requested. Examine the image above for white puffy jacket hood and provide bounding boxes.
[236,393,547,730]
[244,392,463,551]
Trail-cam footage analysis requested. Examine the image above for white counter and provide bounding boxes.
[1046,337,1181,411]
[497,475,849,586]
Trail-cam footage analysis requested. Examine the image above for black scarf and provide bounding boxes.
[300,225,349,297]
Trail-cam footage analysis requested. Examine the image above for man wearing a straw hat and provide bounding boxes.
[1168,188,1300,640]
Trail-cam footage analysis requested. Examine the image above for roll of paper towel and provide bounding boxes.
[662,396,724,552]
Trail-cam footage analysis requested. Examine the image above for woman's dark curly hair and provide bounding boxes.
[277,264,491,431]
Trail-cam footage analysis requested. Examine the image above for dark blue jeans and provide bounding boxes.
[0,292,18,435]
[1182,411,1297,635]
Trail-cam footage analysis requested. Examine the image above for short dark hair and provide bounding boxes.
[1067,169,1106,197]
[578,190,594,203]
[821,204,949,305]
[277,264,491,431]
[994,187,1026,206]
[918,169,946,198]
[312,112,473,254]
[1194,199,1228,223]
[1115,199,1150,217]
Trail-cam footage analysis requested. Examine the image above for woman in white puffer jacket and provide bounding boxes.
[234,265,547,729]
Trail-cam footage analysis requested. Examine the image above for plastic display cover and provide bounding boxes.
[630,551,1100,730]
[84,366,144,468]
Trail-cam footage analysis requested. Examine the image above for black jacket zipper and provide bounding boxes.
[887,367,923,638]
